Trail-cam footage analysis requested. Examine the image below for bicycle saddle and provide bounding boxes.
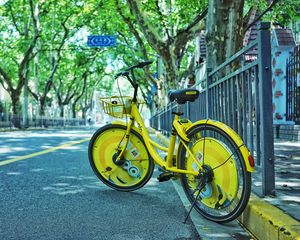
[168,88,200,104]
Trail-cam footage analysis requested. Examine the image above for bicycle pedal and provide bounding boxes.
[157,172,175,182]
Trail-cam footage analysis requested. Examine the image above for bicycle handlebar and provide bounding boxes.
[114,60,153,79]
[114,60,153,102]
[126,60,153,71]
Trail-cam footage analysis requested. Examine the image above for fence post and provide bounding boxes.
[258,22,275,196]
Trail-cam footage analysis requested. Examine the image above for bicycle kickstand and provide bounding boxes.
[183,181,205,224]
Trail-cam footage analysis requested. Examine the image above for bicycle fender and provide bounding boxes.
[186,119,254,173]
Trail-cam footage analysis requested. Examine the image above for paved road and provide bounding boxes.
[0,129,200,240]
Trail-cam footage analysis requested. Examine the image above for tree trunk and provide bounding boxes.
[206,0,244,70]
[59,105,64,118]
[81,108,87,120]
[161,51,178,90]
[39,102,45,116]
[72,103,76,119]
[11,94,21,128]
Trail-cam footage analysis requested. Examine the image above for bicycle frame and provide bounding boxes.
[88,61,253,223]
[115,102,201,177]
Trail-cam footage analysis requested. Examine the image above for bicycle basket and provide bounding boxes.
[99,96,143,118]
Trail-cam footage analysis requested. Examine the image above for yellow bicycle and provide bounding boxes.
[88,61,254,223]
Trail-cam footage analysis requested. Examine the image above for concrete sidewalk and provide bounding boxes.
[243,140,300,240]
[152,129,300,240]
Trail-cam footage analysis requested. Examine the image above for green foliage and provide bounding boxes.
[137,0,207,35]
[245,0,300,27]
[1,0,298,118]
[0,0,31,82]
[270,0,300,26]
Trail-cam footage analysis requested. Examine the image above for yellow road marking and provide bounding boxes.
[0,137,90,167]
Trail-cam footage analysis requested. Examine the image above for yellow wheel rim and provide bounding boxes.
[186,137,238,208]
[92,128,150,187]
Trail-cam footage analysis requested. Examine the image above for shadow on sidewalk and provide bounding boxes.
[252,139,300,221]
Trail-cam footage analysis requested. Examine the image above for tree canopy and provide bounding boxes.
[0,0,298,126]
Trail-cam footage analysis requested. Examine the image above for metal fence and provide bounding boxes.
[150,22,275,196]
[0,116,86,129]
[286,45,300,124]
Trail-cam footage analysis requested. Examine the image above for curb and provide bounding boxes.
[239,195,300,240]
[150,128,300,240]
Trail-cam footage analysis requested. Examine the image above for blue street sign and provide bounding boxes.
[87,35,116,47]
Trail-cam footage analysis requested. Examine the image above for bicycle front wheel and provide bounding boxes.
[88,124,154,191]
[178,123,251,223]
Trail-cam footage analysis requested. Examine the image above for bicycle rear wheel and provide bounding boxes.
[178,123,251,223]
[88,124,154,191]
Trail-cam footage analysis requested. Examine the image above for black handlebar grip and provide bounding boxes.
[124,60,153,72]
[137,60,153,68]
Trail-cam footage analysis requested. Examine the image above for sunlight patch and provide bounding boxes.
[52,183,70,187]
[0,147,12,154]
[13,147,28,151]
[59,175,95,180]
[41,146,53,149]
[7,172,22,175]
[42,185,85,195]
[205,233,231,237]
[279,195,300,203]
[30,168,44,172]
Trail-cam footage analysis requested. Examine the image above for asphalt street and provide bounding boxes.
[0,128,200,240]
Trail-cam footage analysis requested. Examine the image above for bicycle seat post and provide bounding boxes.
[172,103,183,116]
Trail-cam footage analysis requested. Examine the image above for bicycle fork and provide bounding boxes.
[113,118,135,166]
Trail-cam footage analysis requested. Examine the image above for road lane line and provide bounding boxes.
[0,137,90,167]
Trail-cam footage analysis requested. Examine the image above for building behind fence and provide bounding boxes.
[287,45,300,124]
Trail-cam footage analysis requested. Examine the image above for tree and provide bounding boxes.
[125,0,207,90]
[0,0,42,127]
[28,0,98,117]
[114,0,157,86]
[1,0,297,126]
[206,0,245,70]
[29,15,70,117]
[245,0,300,29]
[79,73,113,121]
[53,52,96,117]
[82,0,160,110]
[205,0,300,71]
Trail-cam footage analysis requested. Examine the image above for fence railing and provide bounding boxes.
[286,45,300,124]
[0,116,86,129]
[150,22,275,196]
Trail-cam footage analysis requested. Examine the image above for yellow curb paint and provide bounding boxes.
[0,138,90,167]
[239,194,300,240]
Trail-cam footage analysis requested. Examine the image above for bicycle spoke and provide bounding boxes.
[201,121,209,166]
[212,144,244,171]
